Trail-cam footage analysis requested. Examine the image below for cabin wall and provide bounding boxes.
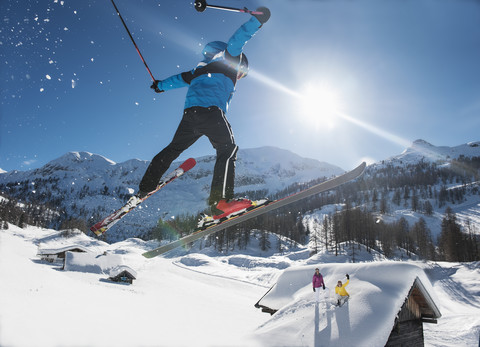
[385,296,425,347]
[386,319,424,347]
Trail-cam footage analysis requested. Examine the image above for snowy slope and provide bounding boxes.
[0,225,267,347]
[1,224,479,347]
[354,139,480,239]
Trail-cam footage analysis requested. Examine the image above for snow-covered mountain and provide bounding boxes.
[0,147,343,242]
[1,139,480,243]
[377,139,480,167]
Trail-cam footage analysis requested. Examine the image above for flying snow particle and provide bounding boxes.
[64,27,69,31]
[46,74,51,80]
[40,88,44,92]
[90,58,94,62]
[71,79,76,88]
[135,102,139,106]
[49,60,54,64]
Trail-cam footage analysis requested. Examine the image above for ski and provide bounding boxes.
[142,161,366,258]
[90,158,196,236]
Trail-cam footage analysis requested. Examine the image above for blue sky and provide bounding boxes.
[1,0,480,173]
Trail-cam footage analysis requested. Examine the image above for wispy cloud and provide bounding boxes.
[22,160,37,167]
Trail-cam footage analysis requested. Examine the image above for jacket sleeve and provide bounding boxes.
[157,71,193,91]
[226,16,262,57]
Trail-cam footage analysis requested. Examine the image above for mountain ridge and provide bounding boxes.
[372,139,480,168]
[1,140,479,243]
[0,146,344,242]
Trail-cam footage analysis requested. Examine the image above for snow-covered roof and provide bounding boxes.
[255,261,441,346]
[63,251,124,274]
[109,265,137,279]
[37,244,89,255]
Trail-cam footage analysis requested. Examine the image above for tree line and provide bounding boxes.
[151,157,480,261]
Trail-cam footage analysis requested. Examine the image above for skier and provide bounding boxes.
[335,274,350,306]
[135,7,271,219]
[312,268,326,302]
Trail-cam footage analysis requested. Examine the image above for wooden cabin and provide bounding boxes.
[254,263,441,346]
[108,265,137,284]
[386,277,441,346]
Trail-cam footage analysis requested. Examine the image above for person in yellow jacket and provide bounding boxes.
[335,274,350,306]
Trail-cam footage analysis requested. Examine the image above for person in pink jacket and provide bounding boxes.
[312,268,325,302]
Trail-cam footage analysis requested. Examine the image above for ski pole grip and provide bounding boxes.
[195,0,207,12]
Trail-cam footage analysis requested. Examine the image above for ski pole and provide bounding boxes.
[110,0,156,82]
[194,0,264,15]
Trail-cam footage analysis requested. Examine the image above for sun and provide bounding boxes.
[299,83,341,129]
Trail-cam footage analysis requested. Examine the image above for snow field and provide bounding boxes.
[0,226,267,347]
[1,224,479,346]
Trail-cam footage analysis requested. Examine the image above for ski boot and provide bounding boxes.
[197,198,270,230]
[212,198,255,219]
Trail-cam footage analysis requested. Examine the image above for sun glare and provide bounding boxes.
[300,83,341,129]
[249,69,412,151]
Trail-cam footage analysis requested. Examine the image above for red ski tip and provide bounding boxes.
[180,158,196,172]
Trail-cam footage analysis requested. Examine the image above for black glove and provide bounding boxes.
[313,287,316,292]
[253,7,270,25]
[323,284,325,290]
[346,274,350,280]
[151,80,164,93]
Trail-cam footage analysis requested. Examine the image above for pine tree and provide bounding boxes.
[411,217,434,259]
[438,207,464,261]
[259,230,271,251]
[423,200,434,216]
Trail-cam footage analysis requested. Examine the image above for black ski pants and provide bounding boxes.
[139,106,238,206]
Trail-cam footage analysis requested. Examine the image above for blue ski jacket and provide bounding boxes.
[156,16,263,113]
